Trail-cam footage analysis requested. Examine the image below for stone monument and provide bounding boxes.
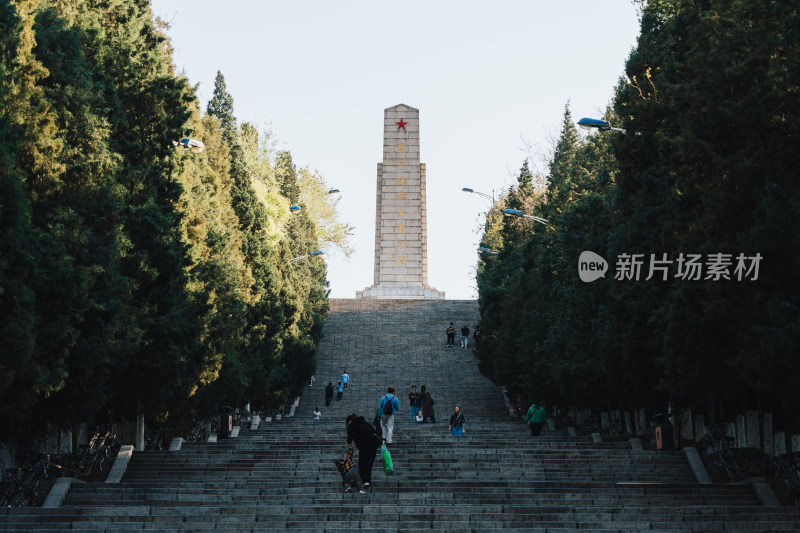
[357,104,445,299]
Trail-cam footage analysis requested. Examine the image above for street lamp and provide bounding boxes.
[289,251,324,264]
[577,118,626,133]
[328,189,341,194]
[172,138,205,153]
[477,247,499,254]
[462,187,494,202]
[503,208,548,225]
[289,205,302,213]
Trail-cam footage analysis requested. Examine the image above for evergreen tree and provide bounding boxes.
[477,104,619,409]
[0,0,348,447]
[474,0,800,427]
[618,0,800,421]
[207,70,236,142]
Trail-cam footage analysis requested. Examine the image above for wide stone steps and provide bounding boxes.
[3,299,799,532]
[67,479,743,497]
[3,507,799,533]
[304,299,502,420]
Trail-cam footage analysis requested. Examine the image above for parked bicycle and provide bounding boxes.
[696,426,741,480]
[144,426,173,451]
[575,416,600,437]
[186,420,210,444]
[77,430,120,479]
[0,456,77,508]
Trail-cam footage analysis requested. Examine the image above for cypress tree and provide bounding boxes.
[207,70,236,142]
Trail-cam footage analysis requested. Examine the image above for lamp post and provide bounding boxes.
[503,208,548,226]
[172,138,206,153]
[577,118,626,133]
[328,189,341,194]
[477,247,499,255]
[289,251,324,264]
[462,187,494,203]
[289,205,302,213]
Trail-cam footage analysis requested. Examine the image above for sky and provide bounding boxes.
[150,0,642,300]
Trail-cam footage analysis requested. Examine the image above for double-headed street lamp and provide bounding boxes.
[290,189,340,213]
[462,187,494,203]
[172,138,206,153]
[577,118,626,133]
[289,251,324,264]
[503,208,548,226]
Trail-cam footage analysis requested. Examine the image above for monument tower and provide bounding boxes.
[357,104,445,299]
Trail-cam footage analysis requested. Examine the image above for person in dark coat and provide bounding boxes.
[419,384,436,423]
[408,385,421,422]
[445,323,456,347]
[449,405,465,436]
[346,414,382,487]
[325,382,334,407]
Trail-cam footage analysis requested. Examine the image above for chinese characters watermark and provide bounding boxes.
[579,251,762,283]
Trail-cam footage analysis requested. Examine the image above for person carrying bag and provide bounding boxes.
[449,405,466,436]
[381,442,394,475]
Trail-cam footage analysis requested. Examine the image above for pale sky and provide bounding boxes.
[150,0,641,300]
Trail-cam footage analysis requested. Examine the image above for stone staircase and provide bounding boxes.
[1,298,799,532]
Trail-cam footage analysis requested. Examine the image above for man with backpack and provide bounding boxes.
[377,387,400,444]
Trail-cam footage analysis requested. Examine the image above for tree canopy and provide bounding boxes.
[0,0,347,444]
[476,0,800,429]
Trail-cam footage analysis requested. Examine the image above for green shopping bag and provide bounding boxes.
[382,443,394,475]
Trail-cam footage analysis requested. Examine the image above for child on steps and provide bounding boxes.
[335,444,366,493]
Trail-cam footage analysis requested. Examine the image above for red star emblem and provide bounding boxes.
[395,119,408,130]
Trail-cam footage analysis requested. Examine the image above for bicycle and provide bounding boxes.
[696,426,742,481]
[575,416,600,437]
[553,410,574,431]
[186,420,210,444]
[600,425,617,442]
[145,426,173,450]
[77,431,119,479]
[96,441,116,473]
[0,457,76,508]
[599,415,625,443]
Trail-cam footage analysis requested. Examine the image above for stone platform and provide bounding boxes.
[355,286,445,299]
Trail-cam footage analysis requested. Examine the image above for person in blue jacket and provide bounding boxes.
[377,387,400,444]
